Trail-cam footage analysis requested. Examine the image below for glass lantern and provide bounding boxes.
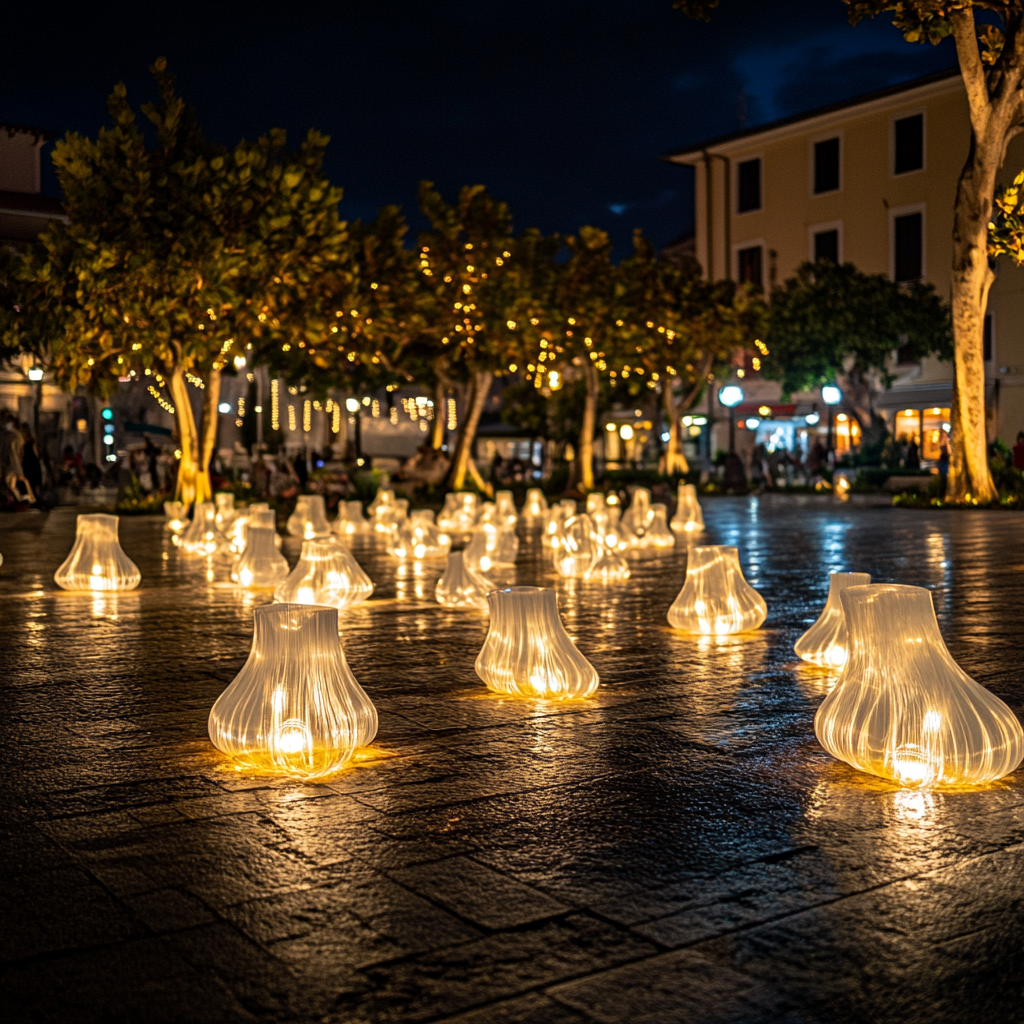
[436,551,492,610]
[334,500,370,539]
[227,502,271,552]
[643,504,676,550]
[54,513,141,591]
[179,501,231,558]
[287,494,332,539]
[208,603,378,778]
[522,488,549,525]
[494,490,518,527]
[464,523,519,574]
[214,492,236,532]
[623,487,654,534]
[367,488,395,516]
[585,529,631,582]
[163,501,189,534]
[815,584,1024,787]
[556,513,599,578]
[795,572,871,668]
[274,539,373,610]
[387,510,451,560]
[667,545,767,634]
[475,586,599,699]
[437,492,480,535]
[670,483,704,535]
[231,525,290,588]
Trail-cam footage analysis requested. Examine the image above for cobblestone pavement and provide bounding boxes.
[2,497,1023,1024]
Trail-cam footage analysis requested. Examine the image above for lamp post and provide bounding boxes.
[822,385,841,455]
[346,398,361,462]
[718,385,744,453]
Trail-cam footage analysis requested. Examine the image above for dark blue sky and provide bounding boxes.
[3,1,956,255]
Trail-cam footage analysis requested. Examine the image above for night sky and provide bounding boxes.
[3,0,956,255]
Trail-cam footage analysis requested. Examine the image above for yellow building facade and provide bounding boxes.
[665,68,1024,457]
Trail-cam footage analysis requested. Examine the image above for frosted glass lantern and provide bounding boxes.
[815,584,1024,787]
[585,493,608,516]
[274,539,373,609]
[232,525,290,588]
[163,501,189,533]
[476,501,498,525]
[667,545,767,634]
[464,523,519,573]
[227,502,270,552]
[670,483,704,535]
[623,487,654,534]
[367,488,395,516]
[214,492,236,531]
[387,510,451,560]
[208,603,378,778]
[796,572,871,668]
[522,488,549,524]
[436,551,492,610]
[334,500,370,538]
[54,513,140,591]
[494,490,518,527]
[287,495,332,539]
[556,513,599,578]
[644,504,676,550]
[586,546,631,582]
[475,586,599,699]
[179,501,231,558]
[437,492,479,535]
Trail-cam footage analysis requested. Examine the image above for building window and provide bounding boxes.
[737,158,761,213]
[814,229,839,264]
[894,212,923,282]
[737,245,763,288]
[814,137,840,194]
[984,313,993,362]
[894,114,924,175]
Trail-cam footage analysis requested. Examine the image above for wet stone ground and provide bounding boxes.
[2,497,1024,1024]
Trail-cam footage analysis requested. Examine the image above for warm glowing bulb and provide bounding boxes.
[54,514,141,592]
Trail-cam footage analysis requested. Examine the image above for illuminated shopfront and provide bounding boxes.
[893,406,950,460]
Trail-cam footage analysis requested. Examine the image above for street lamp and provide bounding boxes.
[346,398,362,461]
[822,385,841,453]
[718,385,744,453]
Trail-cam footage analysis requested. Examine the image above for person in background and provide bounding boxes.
[939,430,952,481]
[905,435,921,470]
[293,451,308,489]
[1013,432,1024,471]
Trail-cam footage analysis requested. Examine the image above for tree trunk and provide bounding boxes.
[577,362,599,491]
[661,377,690,476]
[947,143,999,503]
[432,379,446,450]
[448,369,493,492]
[168,367,218,507]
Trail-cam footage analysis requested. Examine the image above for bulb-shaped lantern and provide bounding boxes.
[214,492,236,532]
[387,510,451,560]
[464,523,518,573]
[815,584,1024,787]
[54,513,141,591]
[667,545,766,634]
[556,513,599,578]
[208,604,378,778]
[179,501,231,558]
[522,488,549,525]
[437,492,479,535]
[163,501,189,534]
[334,500,370,538]
[227,503,272,552]
[795,572,871,668]
[475,587,599,699]
[367,488,395,516]
[644,504,676,550]
[436,551,492,610]
[287,495,332,539]
[494,490,518,527]
[585,527,631,582]
[274,539,373,610]
[232,525,290,588]
[623,487,653,534]
[670,483,704,535]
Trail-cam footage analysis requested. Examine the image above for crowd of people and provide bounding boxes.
[0,410,46,509]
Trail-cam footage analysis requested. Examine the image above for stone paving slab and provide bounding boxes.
[1,497,1023,1023]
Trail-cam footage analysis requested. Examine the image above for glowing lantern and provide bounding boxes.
[668,545,766,634]
[556,513,599,578]
[208,603,378,778]
[334,500,370,538]
[522,488,549,524]
[643,504,676,550]
[494,490,518,527]
[163,501,188,534]
[543,505,569,556]
[835,475,851,501]
[367,488,396,516]
[287,495,332,539]
[475,586,599,699]
[815,584,1024,787]
[274,539,373,609]
[623,487,654,534]
[232,525,290,588]
[179,501,231,558]
[227,503,271,552]
[214,492,236,531]
[464,523,519,573]
[670,483,704,534]
[795,572,871,668]
[435,551,492,610]
[476,501,498,525]
[585,493,607,516]
[54,513,140,591]
[586,544,631,582]
[437,492,479,535]
[387,510,451,560]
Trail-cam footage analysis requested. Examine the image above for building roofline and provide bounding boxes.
[661,66,961,164]
[0,122,55,143]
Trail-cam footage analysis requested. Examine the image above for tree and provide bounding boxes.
[766,260,953,439]
[0,60,349,505]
